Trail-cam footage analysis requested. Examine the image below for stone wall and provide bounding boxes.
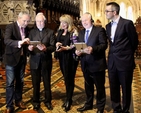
[0,0,36,25]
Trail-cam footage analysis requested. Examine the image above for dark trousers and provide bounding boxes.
[108,66,133,112]
[5,56,25,109]
[31,66,52,106]
[59,59,78,101]
[83,70,106,111]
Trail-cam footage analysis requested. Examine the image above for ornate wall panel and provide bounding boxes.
[0,0,36,25]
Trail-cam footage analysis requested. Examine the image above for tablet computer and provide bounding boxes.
[30,41,41,45]
[74,42,87,51]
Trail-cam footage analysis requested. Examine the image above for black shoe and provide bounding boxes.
[113,109,123,113]
[45,103,53,110]
[77,105,93,112]
[4,108,14,113]
[64,100,72,112]
[62,102,66,108]
[15,101,26,109]
[123,111,129,113]
[33,105,40,111]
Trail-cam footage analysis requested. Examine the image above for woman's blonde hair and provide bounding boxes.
[59,14,75,32]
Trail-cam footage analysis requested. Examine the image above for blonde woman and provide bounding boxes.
[56,14,79,112]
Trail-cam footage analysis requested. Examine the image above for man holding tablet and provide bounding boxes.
[28,12,55,111]
[76,12,108,113]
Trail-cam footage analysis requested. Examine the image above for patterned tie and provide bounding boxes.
[20,27,25,55]
[21,27,25,40]
[85,30,89,43]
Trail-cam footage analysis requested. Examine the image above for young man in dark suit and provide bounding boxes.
[76,12,108,113]
[28,12,55,111]
[105,2,138,113]
[4,11,31,113]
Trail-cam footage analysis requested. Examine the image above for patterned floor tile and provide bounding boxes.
[0,58,141,113]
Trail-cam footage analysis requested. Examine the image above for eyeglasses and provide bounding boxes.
[105,10,115,13]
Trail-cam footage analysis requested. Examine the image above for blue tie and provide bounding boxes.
[85,30,89,43]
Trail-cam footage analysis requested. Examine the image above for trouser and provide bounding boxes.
[84,70,106,111]
[6,56,25,109]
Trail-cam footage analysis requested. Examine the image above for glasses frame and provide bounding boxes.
[105,10,115,13]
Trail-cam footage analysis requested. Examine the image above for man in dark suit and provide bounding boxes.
[28,12,55,111]
[105,2,138,113]
[3,11,31,113]
[76,12,107,113]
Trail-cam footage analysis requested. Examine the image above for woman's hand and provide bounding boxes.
[56,46,70,52]
[56,42,62,48]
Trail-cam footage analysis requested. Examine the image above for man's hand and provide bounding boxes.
[75,50,82,56]
[21,38,30,45]
[83,46,93,54]
[28,45,34,51]
[36,44,47,51]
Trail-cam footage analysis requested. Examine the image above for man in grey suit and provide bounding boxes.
[105,2,138,113]
[4,11,30,113]
[76,12,107,113]
[28,12,55,111]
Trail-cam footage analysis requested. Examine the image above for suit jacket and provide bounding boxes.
[4,22,29,66]
[78,25,107,73]
[106,17,138,71]
[29,27,55,70]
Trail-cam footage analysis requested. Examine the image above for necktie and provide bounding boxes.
[20,27,25,55]
[21,27,25,40]
[85,30,89,43]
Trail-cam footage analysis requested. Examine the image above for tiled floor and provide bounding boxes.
[0,58,141,113]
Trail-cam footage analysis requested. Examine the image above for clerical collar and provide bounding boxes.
[39,29,42,31]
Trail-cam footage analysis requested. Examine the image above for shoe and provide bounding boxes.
[77,105,93,112]
[45,103,53,110]
[113,110,122,113]
[4,108,14,113]
[64,100,72,112]
[15,101,26,109]
[33,105,40,111]
[123,112,129,113]
[62,100,72,108]
[62,102,66,108]
[97,110,104,113]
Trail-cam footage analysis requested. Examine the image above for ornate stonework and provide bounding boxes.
[0,0,36,25]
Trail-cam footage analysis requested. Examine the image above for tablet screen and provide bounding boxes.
[74,42,87,51]
[30,41,41,45]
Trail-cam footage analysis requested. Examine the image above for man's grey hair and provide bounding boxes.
[35,12,46,21]
[18,11,30,18]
